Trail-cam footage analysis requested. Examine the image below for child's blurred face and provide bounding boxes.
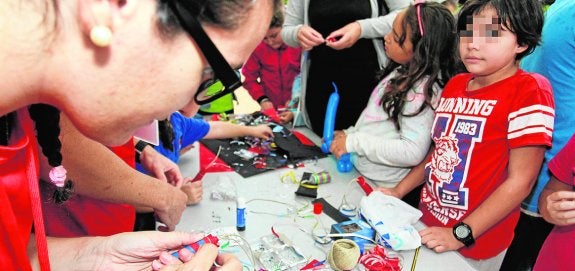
[459,5,527,81]
[384,11,414,65]
[263,27,283,49]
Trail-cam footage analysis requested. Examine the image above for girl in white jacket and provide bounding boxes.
[330,2,459,188]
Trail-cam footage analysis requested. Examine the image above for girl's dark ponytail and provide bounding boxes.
[29,104,73,204]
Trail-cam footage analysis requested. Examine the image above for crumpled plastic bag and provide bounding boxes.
[360,191,422,250]
[210,175,237,201]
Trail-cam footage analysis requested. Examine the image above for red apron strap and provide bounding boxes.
[21,110,51,271]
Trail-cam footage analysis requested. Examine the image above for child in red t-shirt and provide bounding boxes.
[378,0,554,270]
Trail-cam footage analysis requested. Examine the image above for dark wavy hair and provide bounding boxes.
[156,0,284,37]
[457,0,544,60]
[380,2,459,131]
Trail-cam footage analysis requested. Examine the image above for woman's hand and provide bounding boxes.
[326,22,361,50]
[63,231,225,271]
[140,146,184,188]
[297,25,325,51]
[154,187,188,232]
[152,243,242,271]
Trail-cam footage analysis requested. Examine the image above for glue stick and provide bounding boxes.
[236,197,246,231]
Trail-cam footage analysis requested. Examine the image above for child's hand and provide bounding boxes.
[180,179,203,205]
[333,130,346,139]
[250,125,274,140]
[260,100,274,111]
[419,226,465,253]
[374,187,403,199]
[326,22,361,50]
[544,190,575,226]
[297,25,325,51]
[279,111,294,124]
[329,132,348,158]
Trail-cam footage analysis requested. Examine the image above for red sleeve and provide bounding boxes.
[241,43,266,101]
[548,134,575,186]
[507,72,554,148]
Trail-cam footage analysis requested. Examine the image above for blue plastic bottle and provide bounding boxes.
[236,197,246,231]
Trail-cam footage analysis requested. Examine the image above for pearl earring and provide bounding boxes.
[90,25,112,47]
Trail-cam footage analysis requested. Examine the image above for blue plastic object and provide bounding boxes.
[321,82,352,172]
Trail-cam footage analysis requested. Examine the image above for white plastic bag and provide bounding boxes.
[360,191,422,250]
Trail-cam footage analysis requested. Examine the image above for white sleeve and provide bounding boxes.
[357,0,410,39]
[345,82,438,167]
[346,108,434,167]
[282,0,306,48]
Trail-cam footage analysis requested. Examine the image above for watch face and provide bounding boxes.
[455,225,470,238]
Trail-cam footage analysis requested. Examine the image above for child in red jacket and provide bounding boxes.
[242,9,301,118]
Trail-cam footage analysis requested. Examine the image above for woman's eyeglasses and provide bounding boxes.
[167,0,242,105]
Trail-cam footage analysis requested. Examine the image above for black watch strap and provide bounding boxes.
[135,141,150,163]
[453,222,475,247]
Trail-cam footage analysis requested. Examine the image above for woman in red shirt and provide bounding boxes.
[0,0,281,270]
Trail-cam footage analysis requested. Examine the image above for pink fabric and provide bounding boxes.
[241,42,301,107]
[533,134,575,271]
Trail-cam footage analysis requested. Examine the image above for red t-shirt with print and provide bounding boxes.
[419,70,554,259]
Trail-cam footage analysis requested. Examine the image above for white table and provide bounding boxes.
[176,129,474,271]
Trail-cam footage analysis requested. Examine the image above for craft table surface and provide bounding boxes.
[176,128,474,271]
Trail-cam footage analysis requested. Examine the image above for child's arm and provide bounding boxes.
[375,147,432,198]
[345,105,435,167]
[204,122,273,140]
[420,146,545,253]
[539,176,575,226]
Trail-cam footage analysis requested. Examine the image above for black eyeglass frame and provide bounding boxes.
[167,0,243,105]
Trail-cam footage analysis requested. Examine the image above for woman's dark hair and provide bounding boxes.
[158,118,175,152]
[29,104,73,204]
[156,0,284,37]
[457,0,543,60]
[380,2,459,130]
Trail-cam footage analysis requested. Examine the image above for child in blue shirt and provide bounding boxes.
[138,103,272,205]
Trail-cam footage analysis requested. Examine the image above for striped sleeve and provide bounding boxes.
[507,73,555,148]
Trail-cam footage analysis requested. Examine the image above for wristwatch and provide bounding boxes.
[453,222,475,247]
[135,140,150,163]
